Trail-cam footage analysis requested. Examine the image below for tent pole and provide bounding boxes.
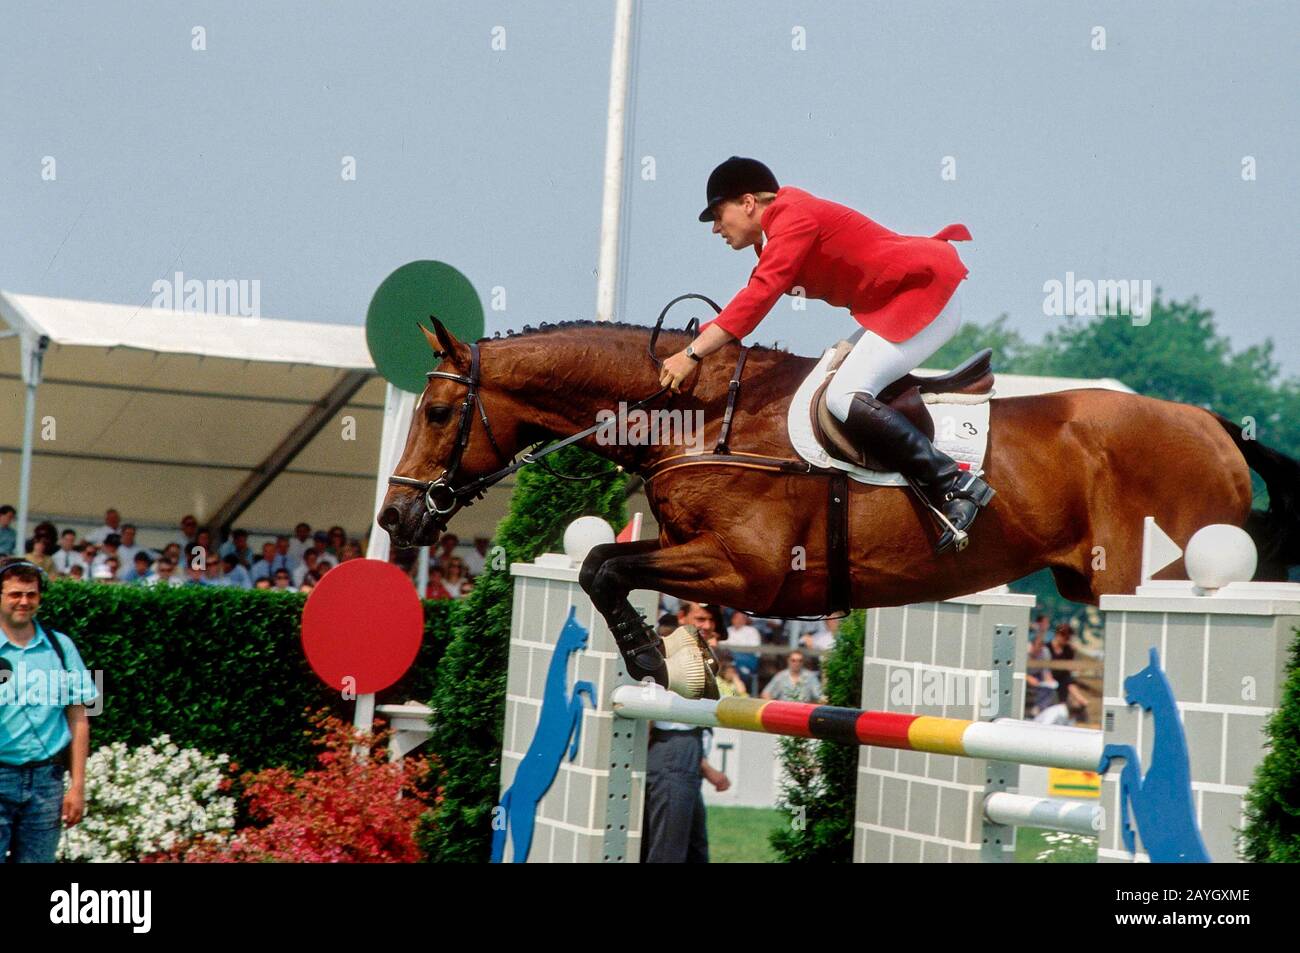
[417,546,430,598]
[16,334,48,551]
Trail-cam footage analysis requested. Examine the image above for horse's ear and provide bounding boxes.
[419,317,467,365]
[418,322,442,355]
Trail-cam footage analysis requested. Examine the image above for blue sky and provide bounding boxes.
[3,0,1296,370]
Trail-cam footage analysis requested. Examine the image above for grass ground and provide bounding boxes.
[705,807,785,863]
[706,806,1100,863]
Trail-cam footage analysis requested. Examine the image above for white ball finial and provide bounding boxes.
[1184,524,1257,590]
[563,517,616,565]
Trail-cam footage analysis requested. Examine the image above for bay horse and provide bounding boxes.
[378,318,1300,694]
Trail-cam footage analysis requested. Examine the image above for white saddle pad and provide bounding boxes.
[786,347,992,487]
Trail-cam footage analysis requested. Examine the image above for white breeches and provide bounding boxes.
[825,291,963,422]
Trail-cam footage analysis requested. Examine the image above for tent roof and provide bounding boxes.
[0,291,372,368]
[0,291,385,544]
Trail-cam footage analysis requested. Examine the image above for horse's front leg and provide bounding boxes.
[579,537,740,695]
[579,540,666,686]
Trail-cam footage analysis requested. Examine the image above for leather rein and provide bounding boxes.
[385,295,720,527]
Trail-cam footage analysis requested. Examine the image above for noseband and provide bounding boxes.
[387,296,721,529]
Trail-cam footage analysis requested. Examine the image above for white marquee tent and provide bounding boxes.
[0,291,387,550]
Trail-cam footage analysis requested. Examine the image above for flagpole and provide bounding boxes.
[594,0,635,323]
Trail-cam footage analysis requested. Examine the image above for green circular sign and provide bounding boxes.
[366,261,485,393]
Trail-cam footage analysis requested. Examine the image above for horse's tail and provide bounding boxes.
[1215,414,1300,580]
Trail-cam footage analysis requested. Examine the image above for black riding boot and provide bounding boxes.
[841,393,996,552]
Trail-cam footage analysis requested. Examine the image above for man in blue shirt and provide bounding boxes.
[0,558,97,862]
[215,553,252,589]
[218,528,254,568]
[122,551,154,583]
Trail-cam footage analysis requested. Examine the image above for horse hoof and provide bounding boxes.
[662,626,721,700]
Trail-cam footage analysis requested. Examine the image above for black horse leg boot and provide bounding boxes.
[606,604,670,687]
[606,604,719,699]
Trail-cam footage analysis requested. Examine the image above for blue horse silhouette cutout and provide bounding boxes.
[491,607,596,863]
[1099,647,1211,863]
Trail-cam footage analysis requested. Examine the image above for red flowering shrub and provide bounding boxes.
[167,711,435,863]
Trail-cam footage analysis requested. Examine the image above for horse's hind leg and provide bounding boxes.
[1040,497,1149,603]
[1066,402,1253,602]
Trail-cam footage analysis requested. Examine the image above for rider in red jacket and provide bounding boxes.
[659,157,994,553]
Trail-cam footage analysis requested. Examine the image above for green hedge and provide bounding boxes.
[36,581,454,772]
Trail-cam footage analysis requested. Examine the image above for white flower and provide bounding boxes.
[57,738,238,863]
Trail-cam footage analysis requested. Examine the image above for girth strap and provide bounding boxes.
[826,472,851,615]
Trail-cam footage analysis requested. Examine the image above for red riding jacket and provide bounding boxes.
[701,186,972,343]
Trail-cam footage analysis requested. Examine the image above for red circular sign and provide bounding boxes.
[301,559,424,694]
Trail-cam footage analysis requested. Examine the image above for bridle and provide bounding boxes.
[387,343,671,528]
[387,342,507,522]
[386,294,720,529]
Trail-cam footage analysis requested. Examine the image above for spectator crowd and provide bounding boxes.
[1025,612,1096,726]
[0,505,485,599]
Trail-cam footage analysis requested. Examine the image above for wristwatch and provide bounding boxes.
[684,345,702,362]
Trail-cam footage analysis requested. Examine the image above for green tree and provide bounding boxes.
[1042,294,1294,448]
[926,313,1037,374]
[1240,630,1300,861]
[935,294,1299,480]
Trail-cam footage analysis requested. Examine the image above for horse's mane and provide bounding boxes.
[475,319,797,360]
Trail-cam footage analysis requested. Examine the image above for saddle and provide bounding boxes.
[810,347,995,471]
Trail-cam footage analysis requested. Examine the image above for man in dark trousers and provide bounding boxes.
[641,601,731,863]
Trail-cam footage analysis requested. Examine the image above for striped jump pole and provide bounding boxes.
[610,683,1105,772]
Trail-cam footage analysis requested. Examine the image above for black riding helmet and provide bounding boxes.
[698,156,780,222]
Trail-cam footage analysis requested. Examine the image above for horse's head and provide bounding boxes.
[376,312,754,549]
[377,319,531,548]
